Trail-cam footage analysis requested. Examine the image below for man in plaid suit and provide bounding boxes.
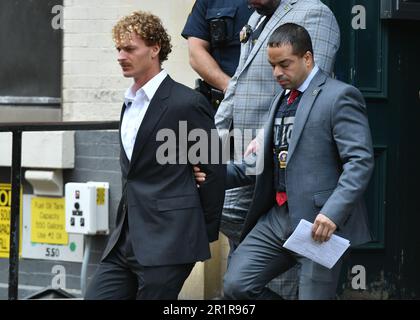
[216,0,340,299]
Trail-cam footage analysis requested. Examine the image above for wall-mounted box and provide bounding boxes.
[65,182,109,235]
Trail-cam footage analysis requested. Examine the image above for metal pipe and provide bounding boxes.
[80,236,92,297]
[8,130,22,300]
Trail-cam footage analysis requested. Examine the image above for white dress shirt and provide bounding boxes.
[121,69,168,161]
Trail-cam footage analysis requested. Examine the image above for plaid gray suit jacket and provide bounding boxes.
[216,0,340,140]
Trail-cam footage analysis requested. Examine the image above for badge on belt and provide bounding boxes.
[240,24,252,43]
[278,151,288,169]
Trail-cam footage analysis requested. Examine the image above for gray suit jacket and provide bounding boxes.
[227,70,374,246]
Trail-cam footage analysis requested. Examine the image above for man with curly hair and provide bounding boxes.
[85,11,226,300]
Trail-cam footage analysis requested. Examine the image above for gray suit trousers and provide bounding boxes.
[223,204,343,300]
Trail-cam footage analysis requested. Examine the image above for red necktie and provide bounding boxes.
[287,89,300,105]
[276,89,301,207]
[276,192,288,207]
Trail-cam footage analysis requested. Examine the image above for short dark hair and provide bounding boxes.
[268,23,313,57]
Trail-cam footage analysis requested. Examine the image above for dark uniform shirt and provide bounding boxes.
[182,0,254,77]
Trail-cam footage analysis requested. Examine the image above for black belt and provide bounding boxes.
[195,79,224,109]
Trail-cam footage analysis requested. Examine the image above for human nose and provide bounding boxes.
[117,50,126,62]
[273,65,284,78]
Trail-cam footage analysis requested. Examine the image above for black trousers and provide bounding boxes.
[85,217,194,300]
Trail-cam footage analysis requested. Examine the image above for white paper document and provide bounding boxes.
[283,219,350,269]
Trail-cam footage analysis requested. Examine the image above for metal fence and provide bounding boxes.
[0,121,119,300]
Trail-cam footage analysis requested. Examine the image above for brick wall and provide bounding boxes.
[62,0,197,121]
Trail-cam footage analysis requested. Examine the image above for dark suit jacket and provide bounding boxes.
[227,71,374,246]
[102,75,226,266]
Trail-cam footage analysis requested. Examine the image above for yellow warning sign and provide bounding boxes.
[0,206,11,256]
[0,183,22,258]
[96,187,105,206]
[31,197,68,245]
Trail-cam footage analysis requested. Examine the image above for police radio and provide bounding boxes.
[209,18,228,46]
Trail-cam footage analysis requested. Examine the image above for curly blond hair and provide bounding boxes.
[112,11,172,63]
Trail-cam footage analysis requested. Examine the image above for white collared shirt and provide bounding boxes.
[121,69,168,161]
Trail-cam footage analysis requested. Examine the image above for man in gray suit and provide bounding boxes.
[216,0,340,298]
[196,23,373,299]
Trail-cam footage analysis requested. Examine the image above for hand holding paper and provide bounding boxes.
[312,213,337,242]
[283,219,350,269]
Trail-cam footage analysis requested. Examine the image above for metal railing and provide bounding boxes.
[0,121,119,300]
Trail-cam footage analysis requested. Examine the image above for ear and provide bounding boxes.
[304,51,314,67]
[151,44,161,59]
